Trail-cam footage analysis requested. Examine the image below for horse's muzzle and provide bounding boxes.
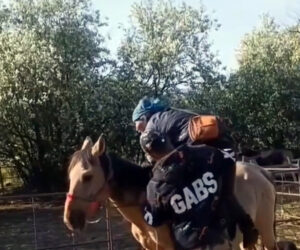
[65,193,102,218]
[68,209,86,231]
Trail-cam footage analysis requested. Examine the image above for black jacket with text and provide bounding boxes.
[143,144,235,249]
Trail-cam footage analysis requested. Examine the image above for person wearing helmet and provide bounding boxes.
[132,97,258,248]
[132,97,234,152]
[133,96,195,164]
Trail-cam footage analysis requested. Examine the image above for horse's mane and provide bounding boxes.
[68,150,90,174]
[108,152,152,190]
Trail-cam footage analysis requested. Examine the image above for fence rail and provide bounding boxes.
[264,160,300,245]
[0,159,300,249]
[0,192,136,250]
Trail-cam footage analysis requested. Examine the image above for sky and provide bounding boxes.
[92,0,299,72]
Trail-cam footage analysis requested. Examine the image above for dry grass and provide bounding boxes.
[276,200,300,247]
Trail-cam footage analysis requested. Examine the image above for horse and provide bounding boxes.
[63,135,278,250]
[64,135,173,250]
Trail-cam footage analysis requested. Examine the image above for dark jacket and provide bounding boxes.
[145,108,193,147]
[143,144,235,249]
[145,109,234,150]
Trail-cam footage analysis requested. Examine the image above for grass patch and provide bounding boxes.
[276,200,300,246]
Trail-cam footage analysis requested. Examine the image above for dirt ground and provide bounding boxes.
[0,197,138,250]
[0,194,299,250]
[275,199,300,247]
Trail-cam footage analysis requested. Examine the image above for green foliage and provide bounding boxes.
[95,80,145,161]
[110,0,226,163]
[0,0,111,191]
[223,17,300,152]
[0,1,299,192]
[117,0,224,98]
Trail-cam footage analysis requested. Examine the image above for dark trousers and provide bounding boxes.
[221,161,258,247]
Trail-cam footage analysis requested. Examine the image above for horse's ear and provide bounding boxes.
[92,134,106,157]
[81,136,93,151]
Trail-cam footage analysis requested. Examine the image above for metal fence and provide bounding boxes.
[0,193,138,250]
[264,158,300,246]
[0,159,300,250]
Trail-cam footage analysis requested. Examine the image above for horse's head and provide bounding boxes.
[63,135,111,231]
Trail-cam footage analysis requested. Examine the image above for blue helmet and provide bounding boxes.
[132,97,168,122]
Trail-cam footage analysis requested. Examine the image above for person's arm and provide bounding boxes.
[143,179,170,227]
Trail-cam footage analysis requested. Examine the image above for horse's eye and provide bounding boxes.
[82,174,93,183]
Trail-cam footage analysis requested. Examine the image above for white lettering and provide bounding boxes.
[183,187,199,209]
[169,172,218,214]
[192,178,208,202]
[221,149,235,161]
[170,194,186,214]
[144,210,153,225]
[202,172,218,193]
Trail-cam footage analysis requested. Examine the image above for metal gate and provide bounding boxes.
[265,158,300,246]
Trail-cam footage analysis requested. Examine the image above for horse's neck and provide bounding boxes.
[109,198,147,229]
[107,153,150,205]
[106,153,150,227]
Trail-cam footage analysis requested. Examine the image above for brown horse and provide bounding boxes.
[63,135,277,250]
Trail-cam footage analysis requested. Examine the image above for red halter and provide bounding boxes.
[65,193,102,216]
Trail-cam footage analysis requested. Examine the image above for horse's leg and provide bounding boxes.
[131,223,157,250]
[114,204,161,250]
[234,178,257,250]
[255,199,277,250]
[147,224,175,250]
[131,222,174,250]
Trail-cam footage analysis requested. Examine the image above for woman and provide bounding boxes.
[132,96,234,151]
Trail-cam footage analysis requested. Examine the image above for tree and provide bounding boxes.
[117,0,224,98]
[0,0,111,191]
[224,17,300,152]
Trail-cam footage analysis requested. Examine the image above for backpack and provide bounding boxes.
[171,108,230,143]
[188,115,222,142]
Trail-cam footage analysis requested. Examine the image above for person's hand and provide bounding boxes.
[145,153,156,165]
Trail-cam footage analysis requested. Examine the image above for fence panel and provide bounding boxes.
[265,159,300,247]
[0,193,138,250]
